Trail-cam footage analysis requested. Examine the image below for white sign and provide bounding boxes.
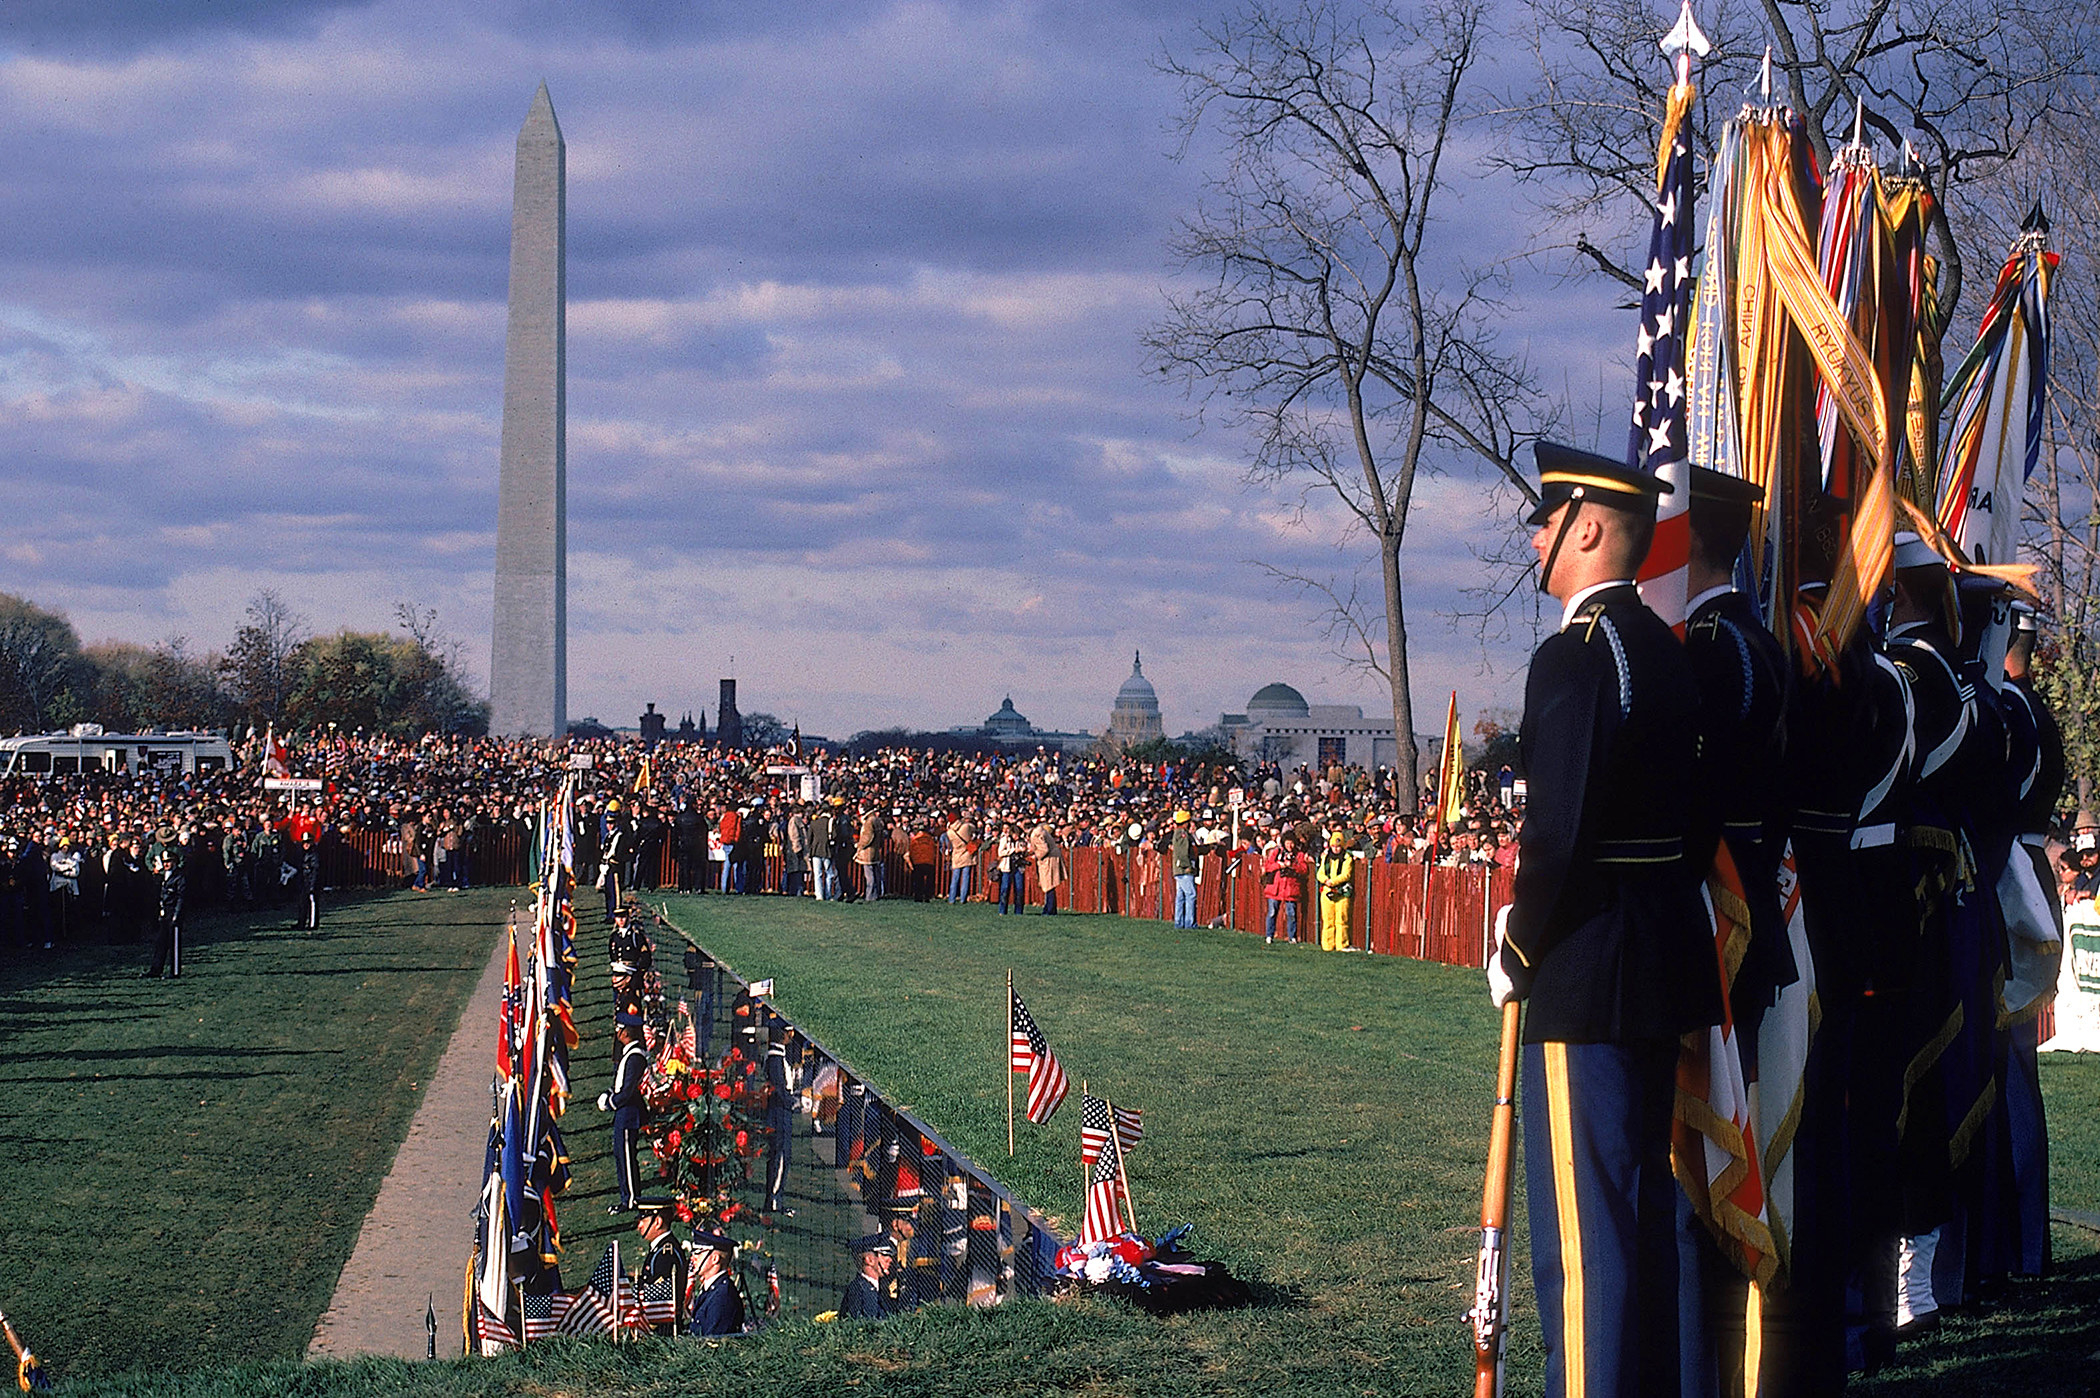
[263,777,324,792]
[2044,898,2100,1054]
[1227,787,1245,809]
[749,977,776,997]
[568,753,596,770]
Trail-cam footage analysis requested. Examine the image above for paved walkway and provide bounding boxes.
[307,916,512,1361]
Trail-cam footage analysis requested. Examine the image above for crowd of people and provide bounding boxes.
[0,730,1536,968]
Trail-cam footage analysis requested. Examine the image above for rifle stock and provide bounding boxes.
[1469,998,1522,1398]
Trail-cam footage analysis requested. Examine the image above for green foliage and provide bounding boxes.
[284,631,487,738]
[0,890,502,1379]
[2034,638,2096,813]
[0,591,87,733]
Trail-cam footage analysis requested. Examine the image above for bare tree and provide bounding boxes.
[1496,0,2094,319]
[219,589,308,727]
[1149,0,1543,791]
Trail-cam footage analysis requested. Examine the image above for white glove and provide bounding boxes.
[597,1092,612,1111]
[1487,904,1517,1009]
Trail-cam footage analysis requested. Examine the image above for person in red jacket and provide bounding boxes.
[1262,832,1307,944]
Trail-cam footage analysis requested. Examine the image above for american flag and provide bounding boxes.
[637,1275,679,1329]
[1009,989,1069,1125]
[475,1301,519,1353]
[1079,1129,1126,1244]
[1630,94,1698,628]
[1080,1094,1145,1169]
[519,1244,625,1340]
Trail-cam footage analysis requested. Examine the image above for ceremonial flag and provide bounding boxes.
[1630,60,1700,628]
[1939,208,2055,570]
[1009,989,1070,1125]
[1755,846,1817,1279]
[1113,1103,1143,1154]
[1673,843,1776,1284]
[1434,692,1465,835]
[1080,1129,1126,1245]
[496,925,521,1078]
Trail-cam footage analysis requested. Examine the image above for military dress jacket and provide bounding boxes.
[1502,583,1723,1043]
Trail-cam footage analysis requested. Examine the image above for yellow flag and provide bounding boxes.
[1436,692,1465,832]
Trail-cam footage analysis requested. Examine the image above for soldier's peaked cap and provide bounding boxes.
[1526,442,1672,526]
[1687,466,1763,507]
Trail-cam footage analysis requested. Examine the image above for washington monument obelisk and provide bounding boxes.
[490,83,566,738]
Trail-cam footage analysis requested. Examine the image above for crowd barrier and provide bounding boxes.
[328,826,1505,972]
[613,837,1508,972]
[656,912,1061,1317]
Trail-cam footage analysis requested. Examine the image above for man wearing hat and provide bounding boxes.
[1489,442,1720,1398]
[634,1206,688,1337]
[840,1234,896,1320]
[1169,810,1198,928]
[599,1018,652,1213]
[1674,466,1801,1388]
[1997,600,2064,1279]
[1313,828,1355,952]
[1874,530,1976,1341]
[687,1226,744,1336]
[145,827,186,979]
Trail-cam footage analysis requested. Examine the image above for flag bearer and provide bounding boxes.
[1489,443,1721,1398]
[1314,829,1355,952]
[1998,602,2063,1277]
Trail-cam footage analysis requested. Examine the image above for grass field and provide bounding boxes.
[23,890,2100,1396]
[0,887,503,1378]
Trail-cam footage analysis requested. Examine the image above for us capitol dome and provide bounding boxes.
[1105,652,1166,750]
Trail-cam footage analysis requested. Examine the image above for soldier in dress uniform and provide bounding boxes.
[764,1033,794,1215]
[145,827,186,979]
[1998,601,2064,1276]
[635,1206,688,1337]
[296,826,322,931]
[1878,532,1980,1343]
[839,1234,896,1320]
[1676,466,1797,1396]
[686,1229,744,1336]
[1771,500,1913,1391]
[599,1015,651,1213]
[1489,442,1722,1398]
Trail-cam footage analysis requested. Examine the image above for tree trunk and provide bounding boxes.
[1381,530,1419,794]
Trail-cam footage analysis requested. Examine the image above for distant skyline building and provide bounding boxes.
[948,695,1095,753]
[717,679,743,749]
[1218,681,1398,769]
[489,83,567,738]
[1104,652,1165,751]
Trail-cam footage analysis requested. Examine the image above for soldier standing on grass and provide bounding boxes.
[840,1235,896,1320]
[1489,444,1721,1398]
[144,827,185,979]
[636,1206,687,1337]
[599,1015,650,1213]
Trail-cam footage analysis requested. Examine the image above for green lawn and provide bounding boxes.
[26,891,2100,1396]
[0,887,503,1378]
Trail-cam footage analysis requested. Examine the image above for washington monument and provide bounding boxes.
[489,83,567,738]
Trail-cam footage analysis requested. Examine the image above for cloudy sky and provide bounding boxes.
[0,0,1629,743]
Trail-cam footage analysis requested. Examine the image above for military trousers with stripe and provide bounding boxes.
[1523,1037,1681,1398]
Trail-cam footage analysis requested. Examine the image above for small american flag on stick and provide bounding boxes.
[1009,988,1069,1125]
[1080,1129,1126,1244]
[1080,1094,1145,1169]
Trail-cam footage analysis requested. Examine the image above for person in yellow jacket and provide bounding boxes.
[1314,829,1356,951]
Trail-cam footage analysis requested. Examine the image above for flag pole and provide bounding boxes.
[1108,1094,1139,1236]
[1006,969,1016,1157]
